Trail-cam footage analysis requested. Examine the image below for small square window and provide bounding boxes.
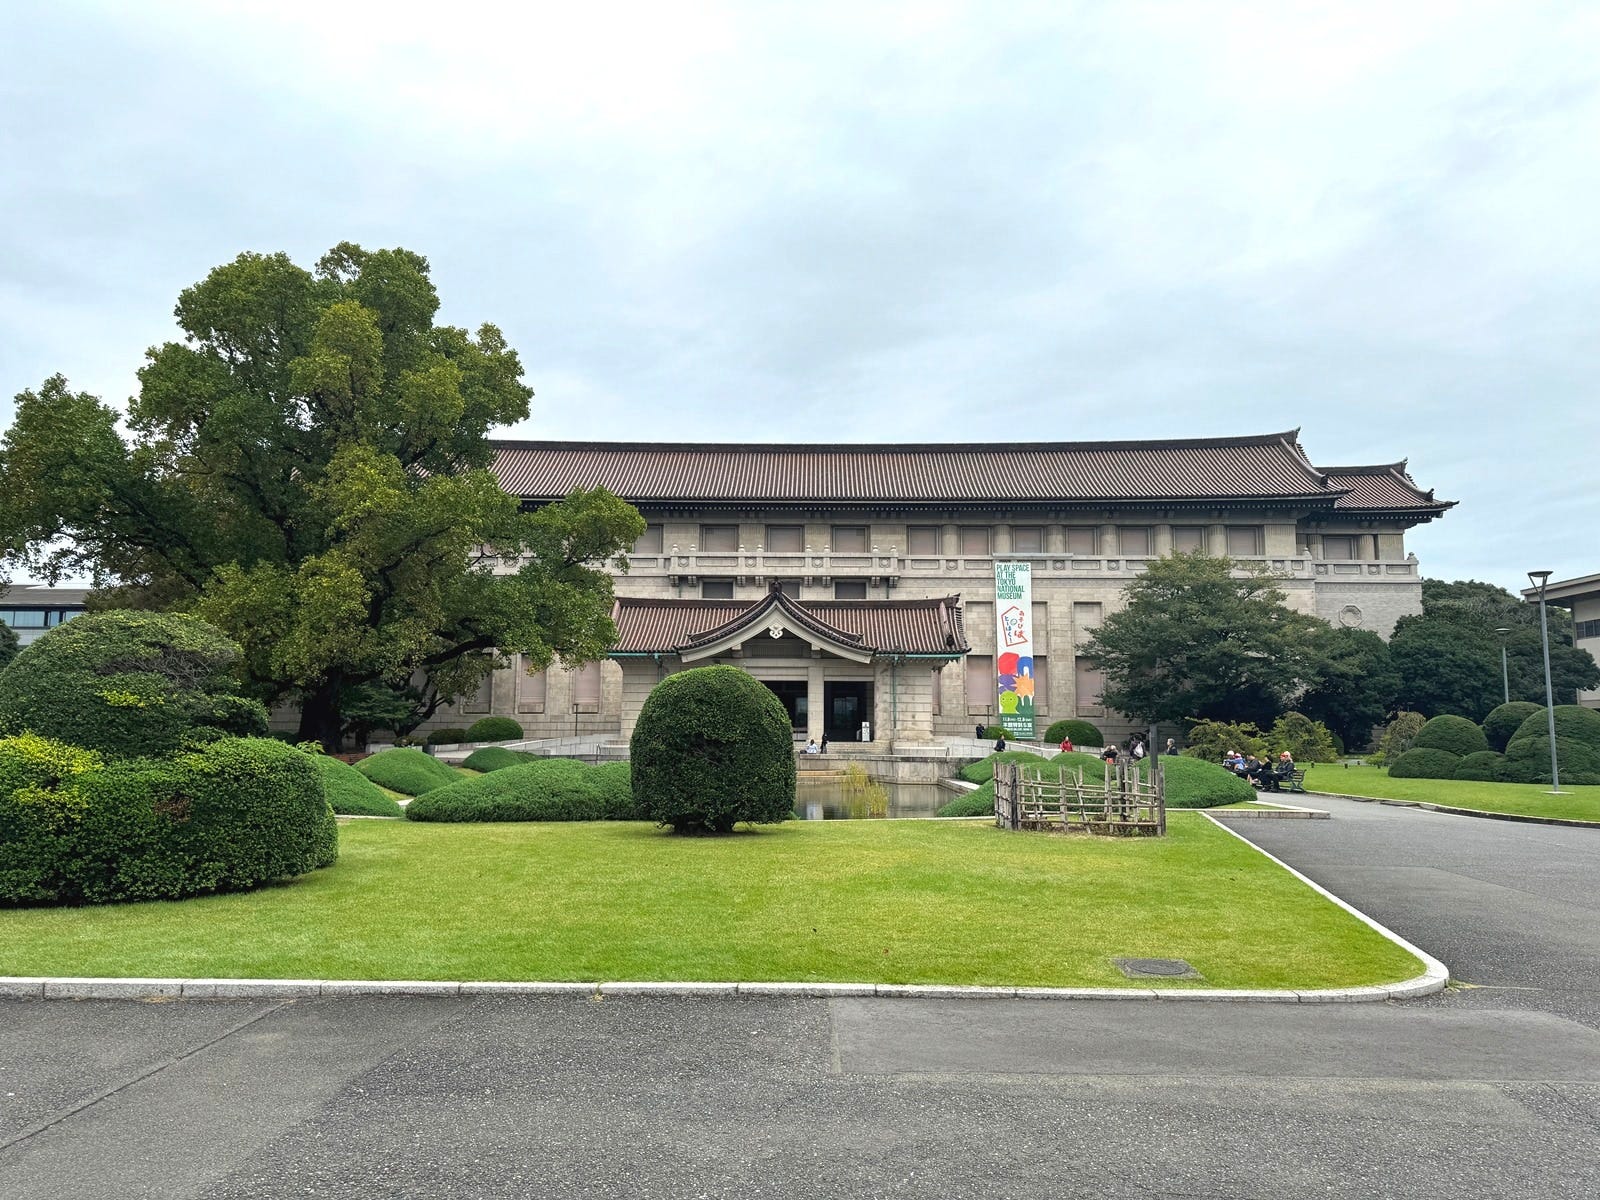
[700,525,738,552]
[834,580,867,599]
[766,525,803,552]
[906,525,940,556]
[1120,527,1153,556]
[832,526,868,553]
[959,527,991,556]
[1172,526,1206,553]
[1065,527,1098,555]
[701,579,735,599]
[1012,526,1044,553]
[633,524,664,553]
[1225,526,1263,556]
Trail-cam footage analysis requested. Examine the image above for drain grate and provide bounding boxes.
[1113,957,1204,980]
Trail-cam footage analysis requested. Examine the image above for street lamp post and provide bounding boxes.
[1527,571,1563,794]
[1494,627,1512,706]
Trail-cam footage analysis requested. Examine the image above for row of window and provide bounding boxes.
[937,654,1105,719]
[636,524,1270,557]
[0,608,83,629]
[459,658,602,716]
[1578,619,1600,641]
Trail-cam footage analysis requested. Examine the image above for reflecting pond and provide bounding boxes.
[793,771,949,820]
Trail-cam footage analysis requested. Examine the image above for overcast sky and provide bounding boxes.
[3,1,1597,592]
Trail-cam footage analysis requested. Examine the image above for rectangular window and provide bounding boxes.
[1172,526,1206,553]
[959,526,992,556]
[834,580,867,600]
[906,525,940,555]
[1576,618,1600,640]
[516,658,547,714]
[3,610,47,628]
[1012,526,1045,554]
[573,661,601,713]
[1065,527,1099,555]
[831,525,868,553]
[765,524,803,552]
[1032,656,1048,716]
[463,673,492,714]
[1322,535,1358,561]
[700,524,738,552]
[1226,525,1263,556]
[633,524,663,553]
[1119,527,1153,556]
[1072,601,1102,641]
[965,654,993,713]
[1074,658,1105,717]
[776,579,801,599]
[701,579,735,599]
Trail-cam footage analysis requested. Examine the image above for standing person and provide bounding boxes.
[1164,737,1176,756]
[819,733,829,754]
[1131,737,1146,761]
[975,724,985,740]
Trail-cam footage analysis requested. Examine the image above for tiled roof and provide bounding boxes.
[610,592,969,657]
[1317,464,1453,513]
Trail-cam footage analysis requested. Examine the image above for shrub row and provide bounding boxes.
[405,758,637,822]
[950,750,1251,810]
[1043,719,1104,746]
[355,747,461,796]
[309,754,404,818]
[1384,705,1600,784]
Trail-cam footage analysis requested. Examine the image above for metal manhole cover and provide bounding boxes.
[1113,957,1203,980]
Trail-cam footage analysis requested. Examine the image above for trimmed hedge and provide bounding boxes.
[465,716,524,743]
[310,754,404,817]
[355,747,460,796]
[462,746,537,773]
[1498,738,1600,785]
[1412,715,1490,758]
[405,758,640,822]
[0,611,268,758]
[1482,702,1541,753]
[426,727,470,747]
[960,750,1050,785]
[1453,751,1505,782]
[1507,704,1600,751]
[1043,719,1104,746]
[630,665,794,834]
[1388,747,1462,779]
[936,782,996,817]
[1160,756,1256,808]
[0,735,335,906]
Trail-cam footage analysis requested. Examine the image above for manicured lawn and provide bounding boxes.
[0,817,1420,990]
[1304,764,1600,823]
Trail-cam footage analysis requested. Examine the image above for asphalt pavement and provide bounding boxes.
[1,798,1598,1199]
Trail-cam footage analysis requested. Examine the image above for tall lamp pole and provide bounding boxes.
[1527,571,1563,794]
[1494,627,1512,706]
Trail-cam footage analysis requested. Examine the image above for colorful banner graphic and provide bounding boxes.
[994,561,1035,739]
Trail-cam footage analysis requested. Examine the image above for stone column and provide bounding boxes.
[993,524,1011,555]
[807,661,825,742]
[1154,524,1174,556]
[1099,524,1119,556]
[1047,523,1066,554]
[1208,523,1227,555]
[942,524,958,556]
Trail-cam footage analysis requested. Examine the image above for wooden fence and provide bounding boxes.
[993,760,1166,836]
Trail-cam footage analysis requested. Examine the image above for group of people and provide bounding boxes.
[801,736,830,754]
[1223,749,1297,792]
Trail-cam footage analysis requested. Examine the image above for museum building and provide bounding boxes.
[440,431,1453,747]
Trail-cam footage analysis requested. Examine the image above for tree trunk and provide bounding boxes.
[297,678,345,753]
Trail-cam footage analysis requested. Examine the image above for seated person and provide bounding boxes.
[1100,745,1119,767]
[1266,750,1295,791]
[1222,749,1245,774]
[803,739,820,754]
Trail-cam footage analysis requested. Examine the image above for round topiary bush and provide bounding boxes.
[1497,737,1600,785]
[462,746,536,773]
[629,665,795,834]
[1412,714,1490,758]
[406,757,640,822]
[960,749,1051,785]
[0,734,335,906]
[308,753,404,817]
[1481,702,1541,753]
[1043,719,1104,746]
[1387,747,1462,779]
[1506,705,1600,752]
[355,747,461,796]
[0,611,268,758]
[426,727,470,747]
[1453,751,1505,782]
[465,716,524,743]
[1160,756,1256,808]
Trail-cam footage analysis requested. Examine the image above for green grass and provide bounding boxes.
[0,817,1421,990]
[1304,764,1600,823]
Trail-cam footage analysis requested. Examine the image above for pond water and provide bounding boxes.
[793,774,949,820]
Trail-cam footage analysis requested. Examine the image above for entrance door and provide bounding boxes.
[758,680,807,731]
[823,681,875,742]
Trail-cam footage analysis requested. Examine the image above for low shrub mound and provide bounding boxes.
[1412,715,1490,758]
[0,611,268,757]
[1387,747,1462,779]
[980,724,1009,741]
[1498,706,1600,785]
[465,716,524,743]
[1160,756,1256,808]
[1482,702,1541,753]
[1043,719,1104,746]
[406,758,640,822]
[1453,751,1505,782]
[960,750,1051,785]
[1507,705,1600,751]
[426,728,469,747]
[310,754,404,817]
[630,665,794,834]
[462,746,537,773]
[936,782,995,817]
[355,747,460,796]
[0,735,335,906]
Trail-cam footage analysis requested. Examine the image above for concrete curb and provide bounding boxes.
[1303,789,1600,829]
[1211,802,1330,820]
[1201,812,1449,1002]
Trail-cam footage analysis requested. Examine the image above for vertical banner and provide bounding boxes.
[993,561,1035,739]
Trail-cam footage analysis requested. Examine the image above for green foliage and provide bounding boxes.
[426,727,470,746]
[0,735,334,906]
[1161,756,1256,808]
[1266,713,1339,763]
[0,621,17,671]
[1297,627,1398,749]
[1043,719,1103,746]
[936,782,996,817]
[461,746,537,773]
[1498,705,1600,785]
[629,665,795,834]
[0,245,645,749]
[1081,552,1331,726]
[960,750,1051,785]
[0,611,267,757]
[1412,714,1490,758]
[405,757,639,822]
[465,716,524,743]
[1378,712,1427,760]
[1507,705,1600,750]
[1453,751,1505,782]
[980,724,1009,741]
[308,754,404,817]
[1387,748,1462,779]
[1482,702,1541,753]
[1181,720,1267,762]
[354,747,460,796]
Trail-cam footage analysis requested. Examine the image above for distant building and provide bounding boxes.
[0,584,89,648]
[425,431,1454,746]
[1522,573,1600,710]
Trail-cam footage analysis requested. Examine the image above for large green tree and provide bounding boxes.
[0,244,643,748]
[1296,626,1399,750]
[1081,552,1330,726]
